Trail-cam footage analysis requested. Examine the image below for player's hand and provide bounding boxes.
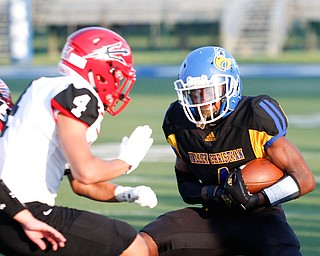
[118,125,154,174]
[14,209,66,251]
[209,185,239,211]
[114,185,158,208]
[224,169,260,210]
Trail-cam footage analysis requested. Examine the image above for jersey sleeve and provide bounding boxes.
[51,83,100,127]
[162,101,187,158]
[0,180,26,218]
[162,101,177,139]
[251,95,288,149]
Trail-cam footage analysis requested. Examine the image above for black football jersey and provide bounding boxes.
[162,95,288,186]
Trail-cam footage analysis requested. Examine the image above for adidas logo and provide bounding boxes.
[204,132,216,142]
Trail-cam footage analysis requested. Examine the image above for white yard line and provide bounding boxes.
[288,112,320,128]
[91,144,175,162]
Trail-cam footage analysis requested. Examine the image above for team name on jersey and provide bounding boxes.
[188,148,245,165]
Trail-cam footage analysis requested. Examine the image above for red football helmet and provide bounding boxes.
[0,79,13,132]
[58,27,136,116]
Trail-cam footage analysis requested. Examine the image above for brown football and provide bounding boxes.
[241,158,284,194]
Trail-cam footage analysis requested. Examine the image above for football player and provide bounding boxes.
[0,27,156,255]
[1,79,66,251]
[140,46,316,256]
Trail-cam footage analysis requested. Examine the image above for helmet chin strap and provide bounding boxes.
[196,114,207,129]
[88,71,96,88]
[196,109,221,129]
[195,102,222,129]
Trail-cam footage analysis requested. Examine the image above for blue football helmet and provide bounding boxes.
[174,46,242,128]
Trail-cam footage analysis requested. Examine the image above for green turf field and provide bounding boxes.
[5,76,320,255]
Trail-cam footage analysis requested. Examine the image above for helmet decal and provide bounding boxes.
[83,42,130,65]
[214,47,236,72]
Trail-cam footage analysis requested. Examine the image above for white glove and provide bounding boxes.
[114,185,158,208]
[118,125,154,174]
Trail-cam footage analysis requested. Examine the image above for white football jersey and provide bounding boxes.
[0,75,104,206]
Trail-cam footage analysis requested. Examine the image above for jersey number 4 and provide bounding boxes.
[71,94,91,118]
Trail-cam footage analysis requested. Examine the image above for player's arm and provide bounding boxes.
[264,136,316,203]
[57,113,153,184]
[175,157,203,204]
[236,136,316,208]
[67,173,157,208]
[0,180,66,251]
[67,173,118,202]
[225,136,316,210]
[57,113,129,183]
[175,157,224,204]
[225,97,316,209]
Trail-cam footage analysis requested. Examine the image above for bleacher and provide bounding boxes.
[30,0,320,56]
[1,0,320,61]
[0,0,9,59]
[289,0,320,21]
[32,0,225,26]
[31,0,320,26]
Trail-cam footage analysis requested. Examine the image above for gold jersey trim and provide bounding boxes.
[167,134,182,158]
[248,129,271,158]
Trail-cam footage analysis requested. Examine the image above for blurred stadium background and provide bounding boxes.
[1,0,320,63]
[0,0,320,255]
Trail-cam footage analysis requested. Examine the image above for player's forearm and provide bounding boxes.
[13,209,34,225]
[178,182,204,204]
[176,176,211,204]
[266,137,316,196]
[175,167,205,204]
[70,158,129,184]
[68,175,118,202]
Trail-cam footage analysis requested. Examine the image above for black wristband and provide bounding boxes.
[0,180,26,218]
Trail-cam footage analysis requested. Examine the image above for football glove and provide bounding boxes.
[118,125,154,174]
[224,169,260,210]
[207,185,243,212]
[114,185,158,208]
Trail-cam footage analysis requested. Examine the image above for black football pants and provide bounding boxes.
[0,202,137,256]
[140,206,301,256]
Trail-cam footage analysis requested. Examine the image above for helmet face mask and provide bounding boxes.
[95,67,135,115]
[175,46,242,128]
[58,27,136,116]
